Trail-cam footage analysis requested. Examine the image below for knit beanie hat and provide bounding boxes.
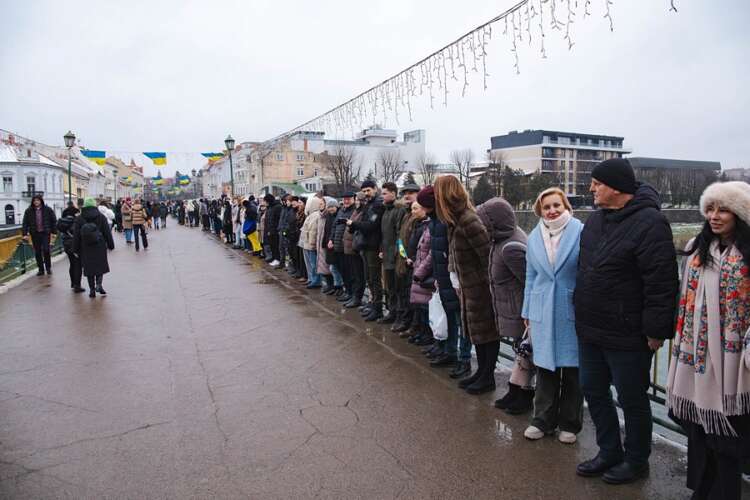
[325,196,339,209]
[83,197,96,208]
[416,186,435,209]
[360,180,377,190]
[700,181,750,225]
[591,158,636,194]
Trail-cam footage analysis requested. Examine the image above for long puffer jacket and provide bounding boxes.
[301,198,321,251]
[410,219,432,305]
[574,183,679,351]
[477,198,528,339]
[429,218,459,313]
[333,205,354,253]
[131,203,146,226]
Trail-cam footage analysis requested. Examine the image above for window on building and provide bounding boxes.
[275,153,284,161]
[26,176,36,193]
[313,169,319,177]
[297,166,305,176]
[296,153,305,161]
[2,176,12,192]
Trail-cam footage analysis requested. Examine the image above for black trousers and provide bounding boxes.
[682,415,750,500]
[363,250,382,306]
[395,271,412,323]
[30,231,51,272]
[268,233,280,262]
[133,225,148,250]
[345,254,365,300]
[87,274,103,290]
[531,367,583,434]
[337,252,352,294]
[383,268,397,314]
[65,250,82,288]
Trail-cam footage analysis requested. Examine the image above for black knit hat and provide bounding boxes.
[591,158,636,194]
[263,193,275,204]
[360,180,377,190]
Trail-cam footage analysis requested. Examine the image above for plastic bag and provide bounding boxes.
[429,292,448,341]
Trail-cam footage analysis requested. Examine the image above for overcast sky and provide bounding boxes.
[1,0,747,177]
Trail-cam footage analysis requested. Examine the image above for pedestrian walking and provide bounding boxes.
[667,181,750,500]
[73,197,115,298]
[518,188,584,442]
[121,198,133,243]
[131,198,149,252]
[434,175,498,395]
[21,194,57,276]
[575,158,678,484]
[159,202,168,228]
[58,201,84,292]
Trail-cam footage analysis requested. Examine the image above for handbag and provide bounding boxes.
[352,230,366,252]
[512,327,533,359]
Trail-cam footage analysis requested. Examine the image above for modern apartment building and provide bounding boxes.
[488,129,631,195]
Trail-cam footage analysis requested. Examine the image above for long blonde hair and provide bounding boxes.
[434,175,473,227]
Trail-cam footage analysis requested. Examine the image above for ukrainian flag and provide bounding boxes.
[152,174,164,186]
[80,150,106,166]
[178,175,190,186]
[201,152,224,162]
[144,152,167,166]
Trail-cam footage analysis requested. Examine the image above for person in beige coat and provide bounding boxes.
[131,199,148,252]
[121,198,133,244]
[301,196,322,288]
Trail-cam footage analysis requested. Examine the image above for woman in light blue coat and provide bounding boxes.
[521,187,584,444]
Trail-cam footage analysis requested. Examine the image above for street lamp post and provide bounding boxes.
[63,131,76,204]
[225,135,235,196]
[113,169,118,202]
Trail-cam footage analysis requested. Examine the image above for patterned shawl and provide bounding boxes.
[667,241,750,436]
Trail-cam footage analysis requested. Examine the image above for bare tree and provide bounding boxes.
[320,146,361,192]
[376,150,403,183]
[450,148,475,192]
[415,152,438,185]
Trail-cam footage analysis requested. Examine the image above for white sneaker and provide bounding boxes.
[558,431,577,444]
[524,425,545,440]
[269,260,280,267]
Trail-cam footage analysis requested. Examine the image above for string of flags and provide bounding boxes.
[76,150,227,168]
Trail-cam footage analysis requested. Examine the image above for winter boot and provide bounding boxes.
[458,344,485,389]
[504,388,535,415]
[494,383,521,409]
[449,360,472,379]
[466,341,499,395]
[364,305,383,322]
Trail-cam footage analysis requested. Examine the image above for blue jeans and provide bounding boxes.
[330,263,343,287]
[578,341,654,466]
[445,309,471,361]
[304,249,321,286]
[124,228,133,242]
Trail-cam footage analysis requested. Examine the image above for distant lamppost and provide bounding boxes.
[113,169,118,201]
[63,130,76,204]
[225,134,235,196]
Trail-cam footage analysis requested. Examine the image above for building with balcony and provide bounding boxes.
[489,129,631,196]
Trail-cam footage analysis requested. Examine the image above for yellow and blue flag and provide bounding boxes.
[178,174,190,186]
[201,152,224,162]
[80,150,106,166]
[144,152,167,166]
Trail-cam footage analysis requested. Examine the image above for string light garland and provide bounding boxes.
[267,0,677,144]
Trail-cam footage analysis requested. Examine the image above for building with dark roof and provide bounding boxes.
[489,129,631,195]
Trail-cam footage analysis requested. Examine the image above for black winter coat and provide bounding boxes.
[73,207,115,277]
[323,212,338,265]
[22,204,57,235]
[349,196,384,251]
[574,183,679,351]
[264,201,282,237]
[56,214,77,253]
[333,205,354,253]
[429,218,459,312]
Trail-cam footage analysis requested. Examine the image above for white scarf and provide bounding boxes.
[540,210,572,267]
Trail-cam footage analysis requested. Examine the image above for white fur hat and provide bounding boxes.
[699,181,750,224]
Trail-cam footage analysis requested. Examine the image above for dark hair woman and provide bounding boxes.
[667,181,750,500]
[434,175,499,395]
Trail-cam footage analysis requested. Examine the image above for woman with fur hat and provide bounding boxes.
[667,181,750,500]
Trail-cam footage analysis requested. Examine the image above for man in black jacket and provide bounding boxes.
[22,194,57,276]
[574,158,678,485]
[263,194,283,265]
[332,192,356,303]
[347,180,385,321]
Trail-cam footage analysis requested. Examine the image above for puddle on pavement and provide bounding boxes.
[253,278,276,285]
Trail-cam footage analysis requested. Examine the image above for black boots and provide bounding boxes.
[449,360,471,379]
[504,387,535,415]
[465,341,499,395]
[364,305,383,322]
[494,383,521,409]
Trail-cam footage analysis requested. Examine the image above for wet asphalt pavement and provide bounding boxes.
[0,223,726,499]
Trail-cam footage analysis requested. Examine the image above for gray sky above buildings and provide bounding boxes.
[1,0,747,178]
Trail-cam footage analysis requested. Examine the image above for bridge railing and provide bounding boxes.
[0,231,64,285]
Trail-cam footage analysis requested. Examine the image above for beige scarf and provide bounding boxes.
[540,210,571,267]
[667,241,750,436]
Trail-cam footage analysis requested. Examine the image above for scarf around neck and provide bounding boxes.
[540,210,571,266]
[667,240,750,436]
